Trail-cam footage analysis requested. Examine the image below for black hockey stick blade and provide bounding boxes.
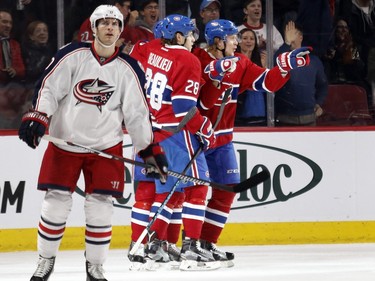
[230,170,270,193]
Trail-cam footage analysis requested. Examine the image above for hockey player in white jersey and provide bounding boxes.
[18,5,168,281]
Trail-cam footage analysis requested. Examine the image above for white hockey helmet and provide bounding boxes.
[90,5,124,33]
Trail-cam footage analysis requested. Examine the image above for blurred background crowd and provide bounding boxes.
[0,0,374,129]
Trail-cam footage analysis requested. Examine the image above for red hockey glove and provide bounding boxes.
[196,116,216,150]
[18,109,49,149]
[204,56,239,83]
[276,46,312,76]
[139,143,168,184]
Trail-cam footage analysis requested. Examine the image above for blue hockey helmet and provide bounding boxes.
[161,14,198,40]
[205,19,238,46]
[153,20,164,39]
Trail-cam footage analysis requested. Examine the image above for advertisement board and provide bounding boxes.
[1,130,375,250]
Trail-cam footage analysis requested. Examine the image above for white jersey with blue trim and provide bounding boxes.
[32,42,153,153]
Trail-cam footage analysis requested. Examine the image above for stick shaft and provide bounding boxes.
[42,135,237,191]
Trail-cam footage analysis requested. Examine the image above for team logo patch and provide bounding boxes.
[73,78,115,112]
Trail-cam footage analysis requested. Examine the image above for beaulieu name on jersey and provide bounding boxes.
[147,52,173,72]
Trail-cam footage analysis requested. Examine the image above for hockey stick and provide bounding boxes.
[42,135,269,193]
[161,106,197,133]
[128,144,203,257]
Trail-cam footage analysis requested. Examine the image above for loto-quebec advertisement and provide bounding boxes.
[1,129,375,250]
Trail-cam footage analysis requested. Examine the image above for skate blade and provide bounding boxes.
[220,260,235,268]
[129,260,159,271]
[169,260,181,270]
[179,260,221,271]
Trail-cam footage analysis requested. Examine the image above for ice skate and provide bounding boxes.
[200,240,235,268]
[179,238,221,271]
[168,242,181,262]
[30,255,55,281]
[167,242,182,269]
[145,238,170,263]
[86,261,107,281]
[128,241,158,271]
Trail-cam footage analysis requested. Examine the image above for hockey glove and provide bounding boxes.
[196,116,216,151]
[18,109,49,149]
[276,46,312,76]
[204,56,239,83]
[139,143,168,184]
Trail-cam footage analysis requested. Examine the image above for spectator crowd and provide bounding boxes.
[0,0,375,128]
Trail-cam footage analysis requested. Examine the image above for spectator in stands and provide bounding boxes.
[219,0,243,26]
[295,0,333,57]
[238,0,284,52]
[194,0,221,48]
[0,0,33,44]
[274,21,328,126]
[0,9,27,129]
[348,0,375,54]
[235,28,267,126]
[166,0,189,16]
[273,0,299,34]
[324,18,367,85]
[122,0,159,45]
[0,9,25,85]
[22,20,54,87]
[0,82,29,129]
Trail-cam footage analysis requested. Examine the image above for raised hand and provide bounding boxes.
[276,46,312,76]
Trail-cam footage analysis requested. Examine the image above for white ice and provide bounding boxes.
[1,244,375,281]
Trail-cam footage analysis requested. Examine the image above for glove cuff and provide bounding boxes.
[22,110,49,127]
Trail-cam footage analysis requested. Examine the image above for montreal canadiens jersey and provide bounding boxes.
[33,41,153,153]
[130,40,203,142]
[192,47,290,147]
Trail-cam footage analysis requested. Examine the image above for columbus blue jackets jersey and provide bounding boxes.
[33,42,153,153]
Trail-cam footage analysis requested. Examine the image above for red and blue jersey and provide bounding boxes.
[131,40,205,142]
[193,47,290,147]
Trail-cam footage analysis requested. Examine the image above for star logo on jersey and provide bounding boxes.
[73,78,114,112]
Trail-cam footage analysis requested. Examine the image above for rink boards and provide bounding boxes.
[1,128,375,251]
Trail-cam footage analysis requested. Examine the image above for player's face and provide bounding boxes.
[95,18,121,45]
[184,31,196,52]
[225,34,238,56]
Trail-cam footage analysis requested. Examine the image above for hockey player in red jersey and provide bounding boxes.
[191,19,311,267]
[128,14,238,271]
[18,5,168,281]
